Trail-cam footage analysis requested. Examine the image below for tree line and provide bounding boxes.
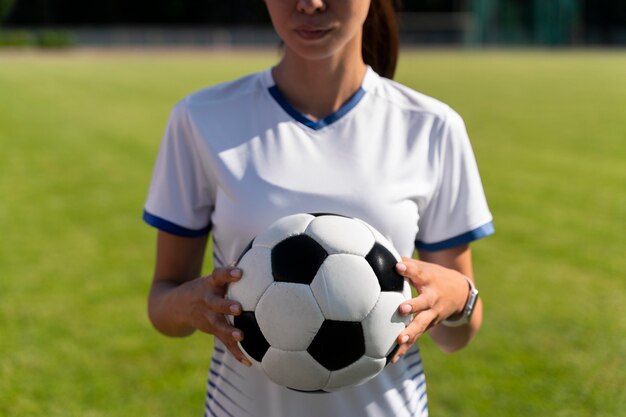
[3,0,464,26]
[2,0,624,45]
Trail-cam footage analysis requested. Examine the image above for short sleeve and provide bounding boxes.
[143,101,214,237]
[415,109,494,251]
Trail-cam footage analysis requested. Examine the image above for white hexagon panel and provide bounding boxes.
[255,282,324,351]
[305,215,376,256]
[262,348,330,392]
[253,213,315,248]
[310,254,381,322]
[324,355,387,392]
[227,246,274,314]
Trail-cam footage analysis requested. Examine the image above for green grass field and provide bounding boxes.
[0,48,624,417]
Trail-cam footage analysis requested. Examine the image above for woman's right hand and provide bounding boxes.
[182,267,252,367]
[147,231,252,367]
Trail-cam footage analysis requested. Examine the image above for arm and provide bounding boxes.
[147,231,251,366]
[392,244,483,359]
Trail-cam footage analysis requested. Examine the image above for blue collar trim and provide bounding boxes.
[268,85,366,131]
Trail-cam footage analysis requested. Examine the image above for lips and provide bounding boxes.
[294,26,332,41]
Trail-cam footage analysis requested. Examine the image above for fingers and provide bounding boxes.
[203,291,242,316]
[392,343,410,363]
[194,309,252,367]
[176,268,252,367]
[205,268,252,366]
[390,309,438,363]
[203,267,243,313]
[401,310,438,344]
[214,319,252,367]
[396,258,430,289]
[391,289,437,363]
[391,277,445,363]
[398,292,432,316]
[206,266,243,289]
[223,339,252,367]
[189,268,248,363]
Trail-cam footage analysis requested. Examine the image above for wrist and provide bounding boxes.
[442,277,479,328]
[149,280,197,337]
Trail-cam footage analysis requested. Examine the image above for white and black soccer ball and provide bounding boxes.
[226,213,412,392]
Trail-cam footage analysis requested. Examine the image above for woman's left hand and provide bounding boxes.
[390,256,471,362]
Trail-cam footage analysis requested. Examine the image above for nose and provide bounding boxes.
[296,0,327,15]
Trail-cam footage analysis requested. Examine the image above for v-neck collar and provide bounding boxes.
[264,67,375,131]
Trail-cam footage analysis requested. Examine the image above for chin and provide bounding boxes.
[285,38,354,63]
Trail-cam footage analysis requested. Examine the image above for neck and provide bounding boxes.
[272,46,367,121]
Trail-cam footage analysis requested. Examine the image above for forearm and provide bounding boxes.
[148,231,209,337]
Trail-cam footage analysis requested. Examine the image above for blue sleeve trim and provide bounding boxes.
[415,221,495,252]
[142,210,210,237]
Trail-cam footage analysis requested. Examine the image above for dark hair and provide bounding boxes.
[362,0,401,79]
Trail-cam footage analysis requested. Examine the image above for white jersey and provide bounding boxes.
[144,66,494,417]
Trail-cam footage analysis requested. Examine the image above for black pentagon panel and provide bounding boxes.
[310,212,348,218]
[307,320,365,371]
[287,387,328,394]
[271,235,328,285]
[233,311,269,362]
[365,242,404,292]
[235,238,255,265]
[385,343,401,366]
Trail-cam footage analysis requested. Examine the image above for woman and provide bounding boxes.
[143,1,494,416]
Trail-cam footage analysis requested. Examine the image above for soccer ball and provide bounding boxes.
[226,213,412,392]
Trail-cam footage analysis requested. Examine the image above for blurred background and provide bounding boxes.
[0,1,625,417]
[1,0,625,48]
